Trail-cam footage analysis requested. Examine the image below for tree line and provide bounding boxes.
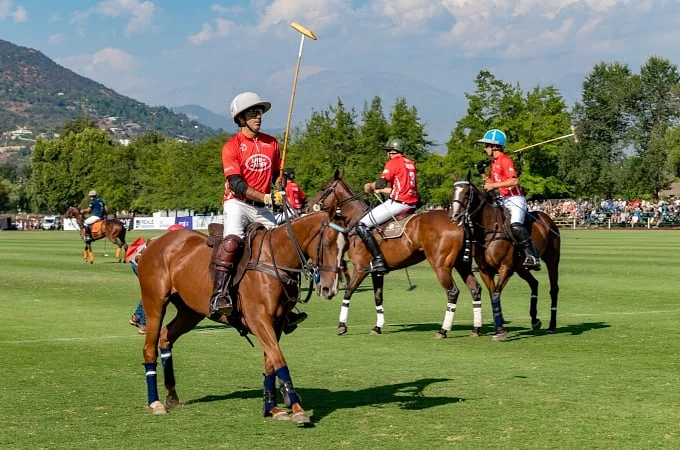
[1,55,679,215]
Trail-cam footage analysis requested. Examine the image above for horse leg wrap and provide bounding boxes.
[160,348,175,388]
[262,374,277,416]
[339,298,350,323]
[144,362,160,405]
[491,293,503,329]
[375,305,385,329]
[275,366,300,407]
[442,302,457,332]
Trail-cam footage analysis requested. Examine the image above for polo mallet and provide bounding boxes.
[373,193,416,291]
[104,238,108,257]
[278,22,317,186]
[512,125,579,153]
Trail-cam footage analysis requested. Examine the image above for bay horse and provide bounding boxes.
[448,174,561,340]
[137,211,346,423]
[307,171,483,338]
[64,206,128,263]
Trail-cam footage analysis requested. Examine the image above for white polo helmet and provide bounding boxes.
[88,190,97,196]
[229,92,271,125]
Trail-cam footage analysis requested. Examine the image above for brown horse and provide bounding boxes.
[63,206,128,263]
[137,211,346,423]
[307,171,483,338]
[448,175,561,340]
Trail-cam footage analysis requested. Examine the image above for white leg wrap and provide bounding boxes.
[473,300,482,328]
[339,301,350,323]
[442,302,456,331]
[375,306,385,328]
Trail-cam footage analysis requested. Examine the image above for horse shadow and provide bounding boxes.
[385,322,523,337]
[187,377,463,424]
[504,321,610,341]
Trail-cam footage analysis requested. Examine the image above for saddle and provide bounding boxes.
[206,222,265,286]
[374,212,419,240]
[90,219,105,234]
[494,204,537,249]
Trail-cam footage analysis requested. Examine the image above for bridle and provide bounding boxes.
[451,180,486,226]
[308,179,368,228]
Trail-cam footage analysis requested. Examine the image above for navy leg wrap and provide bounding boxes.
[263,373,277,415]
[491,293,503,328]
[275,366,300,407]
[144,362,159,404]
[160,348,175,388]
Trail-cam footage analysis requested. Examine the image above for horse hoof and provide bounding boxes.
[492,332,507,341]
[370,327,382,335]
[469,331,480,338]
[291,404,311,424]
[165,396,182,409]
[337,323,347,335]
[546,328,556,335]
[435,331,447,339]
[532,319,542,330]
[148,400,167,415]
[269,406,290,421]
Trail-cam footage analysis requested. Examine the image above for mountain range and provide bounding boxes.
[0,39,219,142]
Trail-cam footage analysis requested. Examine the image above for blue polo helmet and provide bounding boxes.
[477,129,507,148]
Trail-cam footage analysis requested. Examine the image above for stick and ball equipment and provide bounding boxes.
[279,22,318,184]
[512,125,579,153]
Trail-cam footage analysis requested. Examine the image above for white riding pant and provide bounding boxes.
[358,199,413,229]
[84,216,101,226]
[501,195,527,224]
[223,199,277,238]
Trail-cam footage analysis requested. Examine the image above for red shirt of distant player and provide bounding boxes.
[222,131,281,203]
[490,152,523,197]
[285,181,306,210]
[381,154,419,205]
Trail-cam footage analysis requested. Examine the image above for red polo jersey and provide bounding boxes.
[490,152,523,197]
[222,131,281,202]
[381,154,419,205]
[285,181,306,210]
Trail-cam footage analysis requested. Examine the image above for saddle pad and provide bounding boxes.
[376,213,418,239]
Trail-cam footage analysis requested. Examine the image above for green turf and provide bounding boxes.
[0,229,679,449]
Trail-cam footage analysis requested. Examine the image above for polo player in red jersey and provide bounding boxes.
[360,138,419,275]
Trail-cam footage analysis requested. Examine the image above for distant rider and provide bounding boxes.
[80,190,107,242]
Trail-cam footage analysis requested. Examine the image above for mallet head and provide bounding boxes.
[291,22,317,40]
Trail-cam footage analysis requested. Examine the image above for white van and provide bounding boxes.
[42,216,61,230]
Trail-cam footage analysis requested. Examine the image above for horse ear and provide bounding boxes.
[466,169,471,181]
[450,172,458,182]
[333,168,341,180]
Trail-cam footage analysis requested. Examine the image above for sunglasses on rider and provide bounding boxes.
[244,106,265,118]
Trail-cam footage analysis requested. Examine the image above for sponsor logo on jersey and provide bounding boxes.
[245,154,272,172]
[239,143,248,152]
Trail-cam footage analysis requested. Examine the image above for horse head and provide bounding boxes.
[306,169,367,226]
[288,211,349,299]
[64,206,83,223]
[449,170,482,226]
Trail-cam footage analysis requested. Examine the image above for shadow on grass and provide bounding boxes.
[505,321,610,341]
[187,377,463,423]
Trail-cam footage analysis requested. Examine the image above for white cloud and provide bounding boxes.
[211,3,243,14]
[58,48,138,77]
[48,33,64,46]
[71,0,157,36]
[188,18,235,44]
[0,0,27,22]
[371,0,446,34]
[49,12,61,22]
[256,0,350,34]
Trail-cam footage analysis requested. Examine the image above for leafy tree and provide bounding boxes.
[561,62,637,198]
[60,116,97,137]
[388,97,433,163]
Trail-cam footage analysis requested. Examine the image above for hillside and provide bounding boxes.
[0,39,218,141]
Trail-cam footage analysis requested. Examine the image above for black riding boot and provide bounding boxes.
[83,225,93,242]
[355,223,389,275]
[511,223,540,271]
[209,235,244,315]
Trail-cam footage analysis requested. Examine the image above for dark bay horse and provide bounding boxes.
[137,211,346,423]
[307,171,483,338]
[448,176,561,340]
[64,206,128,263]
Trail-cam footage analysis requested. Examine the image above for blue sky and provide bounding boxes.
[2,0,680,143]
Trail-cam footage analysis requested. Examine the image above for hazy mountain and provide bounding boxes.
[260,69,467,153]
[0,39,218,141]
[170,104,228,131]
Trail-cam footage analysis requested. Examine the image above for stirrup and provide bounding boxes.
[523,256,541,271]
[210,295,233,315]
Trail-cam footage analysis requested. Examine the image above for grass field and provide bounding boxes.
[1,229,679,449]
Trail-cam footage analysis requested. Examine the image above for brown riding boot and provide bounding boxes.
[209,234,244,315]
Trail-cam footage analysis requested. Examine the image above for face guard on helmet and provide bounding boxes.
[477,129,507,148]
[384,138,404,153]
[229,92,271,126]
[283,168,295,180]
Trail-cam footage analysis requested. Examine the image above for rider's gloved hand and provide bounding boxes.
[264,191,284,207]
